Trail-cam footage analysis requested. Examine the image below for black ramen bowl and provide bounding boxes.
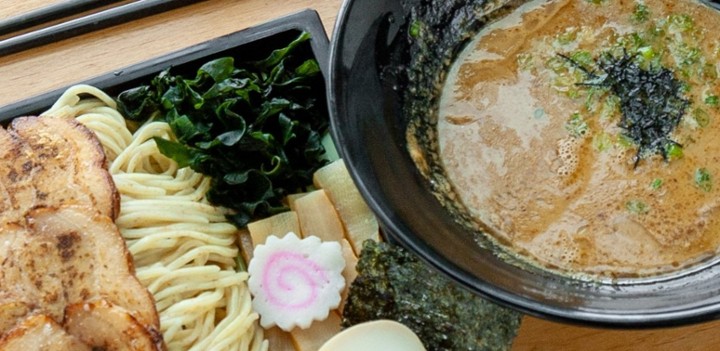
[327,0,720,327]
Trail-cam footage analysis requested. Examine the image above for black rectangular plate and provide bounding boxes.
[0,9,329,121]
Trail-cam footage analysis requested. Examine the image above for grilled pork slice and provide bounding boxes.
[9,116,120,219]
[0,128,36,225]
[0,222,69,332]
[28,206,159,329]
[0,302,30,336]
[65,299,164,351]
[0,206,160,336]
[0,314,91,351]
[0,222,75,331]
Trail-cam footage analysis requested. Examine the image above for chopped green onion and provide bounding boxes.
[555,28,578,46]
[566,89,581,99]
[409,20,423,39]
[650,178,663,190]
[546,56,569,74]
[553,75,576,91]
[695,168,712,192]
[592,132,612,152]
[617,134,635,148]
[665,143,684,160]
[649,22,666,39]
[517,53,534,71]
[601,95,620,120]
[674,44,701,67]
[615,32,646,53]
[626,199,650,214]
[706,95,720,106]
[632,3,650,23]
[637,46,656,60]
[570,51,594,68]
[693,108,710,127]
[669,13,695,32]
[565,113,589,138]
[679,81,691,94]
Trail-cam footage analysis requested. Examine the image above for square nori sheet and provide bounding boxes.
[342,240,522,351]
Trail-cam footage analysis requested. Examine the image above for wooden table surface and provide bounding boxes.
[2,1,720,350]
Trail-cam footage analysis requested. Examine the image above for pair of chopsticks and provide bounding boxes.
[0,0,203,58]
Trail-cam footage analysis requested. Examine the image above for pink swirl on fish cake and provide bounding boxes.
[261,251,330,309]
[248,232,346,331]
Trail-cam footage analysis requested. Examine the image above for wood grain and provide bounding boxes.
[513,316,720,351]
[1,0,719,350]
[0,0,339,107]
[1,0,66,20]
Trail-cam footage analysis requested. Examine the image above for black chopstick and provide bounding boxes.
[0,0,126,37]
[0,0,203,58]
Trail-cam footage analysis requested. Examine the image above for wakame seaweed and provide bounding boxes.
[116,32,328,227]
[562,51,689,166]
[342,241,522,351]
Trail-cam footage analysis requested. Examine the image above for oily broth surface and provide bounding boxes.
[438,0,720,277]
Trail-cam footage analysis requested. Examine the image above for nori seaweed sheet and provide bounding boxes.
[342,241,522,351]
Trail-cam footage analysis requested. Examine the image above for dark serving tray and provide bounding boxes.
[0,9,329,121]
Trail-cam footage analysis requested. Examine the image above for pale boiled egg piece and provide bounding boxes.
[318,320,426,351]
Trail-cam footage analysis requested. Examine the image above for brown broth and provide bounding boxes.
[437,0,720,277]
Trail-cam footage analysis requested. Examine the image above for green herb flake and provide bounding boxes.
[626,199,650,214]
[668,13,695,33]
[650,178,663,190]
[632,3,650,23]
[409,20,423,39]
[601,95,621,120]
[583,87,598,112]
[617,134,635,148]
[705,95,719,106]
[621,32,646,52]
[570,51,594,69]
[649,22,666,40]
[556,28,578,46]
[679,81,691,94]
[566,89,581,99]
[546,56,569,74]
[695,168,713,192]
[565,113,589,138]
[636,46,657,66]
[680,45,701,66]
[693,108,710,127]
[517,53,534,71]
[553,75,573,89]
[665,143,684,160]
[592,132,612,152]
